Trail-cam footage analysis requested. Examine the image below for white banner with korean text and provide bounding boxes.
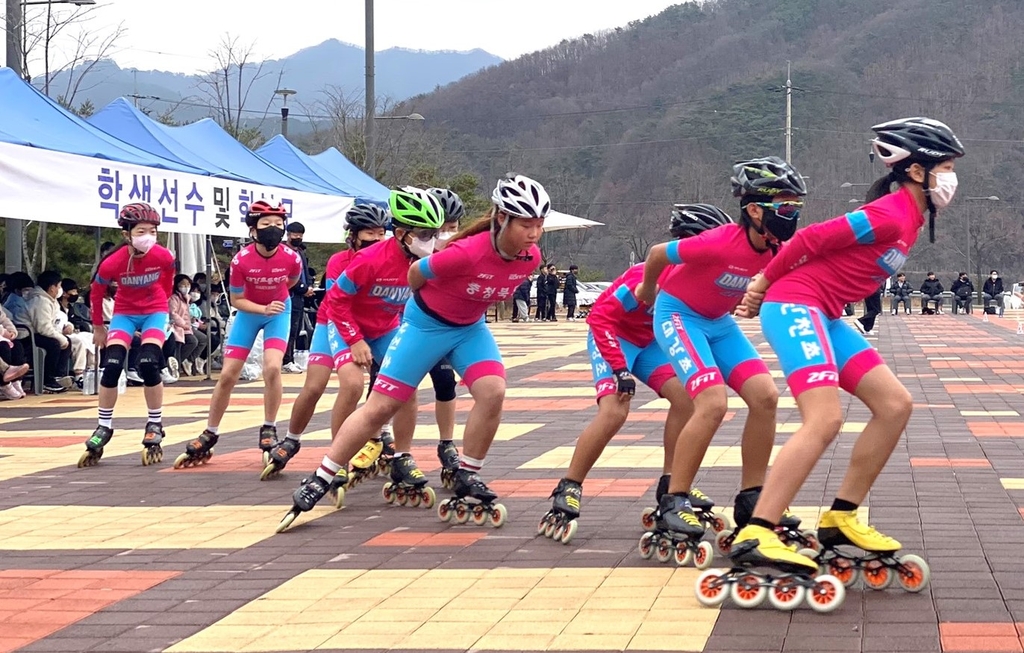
[0,141,352,243]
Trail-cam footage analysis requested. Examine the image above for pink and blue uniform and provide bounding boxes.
[374,232,540,402]
[308,249,354,369]
[653,223,773,398]
[91,244,176,347]
[586,264,674,401]
[759,187,918,397]
[325,238,412,370]
[225,243,302,360]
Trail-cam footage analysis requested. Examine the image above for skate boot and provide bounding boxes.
[141,422,165,466]
[78,425,114,468]
[688,488,732,534]
[260,438,301,481]
[438,468,508,528]
[538,478,581,544]
[276,474,332,533]
[437,440,461,489]
[326,468,350,510]
[347,438,384,488]
[173,430,218,468]
[715,488,817,556]
[640,474,672,531]
[639,493,713,569]
[693,524,845,612]
[379,429,395,475]
[815,509,929,592]
[382,455,436,509]
[258,425,279,466]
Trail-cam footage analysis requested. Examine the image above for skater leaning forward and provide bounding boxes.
[279,174,548,532]
[174,200,302,468]
[730,117,963,583]
[80,202,176,468]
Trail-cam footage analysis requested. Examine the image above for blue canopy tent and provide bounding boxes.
[257,135,387,206]
[310,147,389,204]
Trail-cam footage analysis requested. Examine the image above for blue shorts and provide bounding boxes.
[653,293,769,398]
[224,300,292,361]
[325,321,397,370]
[308,321,334,368]
[587,332,674,401]
[109,312,168,347]
[759,301,883,398]
[374,299,503,402]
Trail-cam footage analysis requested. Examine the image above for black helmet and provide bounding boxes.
[670,203,733,239]
[345,203,391,233]
[871,117,964,167]
[731,156,807,199]
[425,187,465,224]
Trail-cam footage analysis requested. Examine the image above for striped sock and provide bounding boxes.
[147,408,162,424]
[315,456,342,483]
[98,407,113,429]
[459,455,484,473]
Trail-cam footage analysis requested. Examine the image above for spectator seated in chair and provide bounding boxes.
[920,271,944,314]
[983,270,1005,317]
[951,272,974,315]
[890,272,913,315]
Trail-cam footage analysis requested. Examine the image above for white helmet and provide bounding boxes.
[491,174,551,219]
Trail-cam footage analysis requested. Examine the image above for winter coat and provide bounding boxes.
[920,278,944,297]
[25,287,68,346]
[168,291,193,342]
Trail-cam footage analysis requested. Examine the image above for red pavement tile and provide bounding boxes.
[0,437,83,448]
[968,422,1024,437]
[910,458,992,468]
[0,638,35,653]
[944,384,1022,394]
[523,371,591,382]
[490,478,655,498]
[941,622,1022,652]
[364,531,487,547]
[610,434,645,441]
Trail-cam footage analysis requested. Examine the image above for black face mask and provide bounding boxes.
[763,210,798,242]
[289,237,304,248]
[67,294,79,303]
[357,238,381,250]
[256,226,285,250]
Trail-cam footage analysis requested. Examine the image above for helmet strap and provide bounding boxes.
[490,209,518,261]
[920,164,937,243]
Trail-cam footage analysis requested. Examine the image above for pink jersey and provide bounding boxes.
[317,249,355,325]
[659,224,774,319]
[587,264,667,371]
[416,232,541,326]
[91,244,175,324]
[229,243,302,306]
[764,187,923,319]
[328,238,413,344]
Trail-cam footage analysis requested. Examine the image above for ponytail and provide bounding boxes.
[865,172,897,203]
[448,210,495,245]
[91,242,129,283]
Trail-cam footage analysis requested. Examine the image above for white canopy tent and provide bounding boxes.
[544,210,604,232]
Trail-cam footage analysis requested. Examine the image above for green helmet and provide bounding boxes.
[389,187,445,229]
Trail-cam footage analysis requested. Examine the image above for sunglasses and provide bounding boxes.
[409,228,439,241]
[753,201,803,219]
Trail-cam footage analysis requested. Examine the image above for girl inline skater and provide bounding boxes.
[174,200,302,468]
[79,203,176,467]
[279,174,548,531]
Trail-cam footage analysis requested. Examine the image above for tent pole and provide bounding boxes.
[204,235,213,381]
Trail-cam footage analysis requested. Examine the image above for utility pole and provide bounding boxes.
[364,0,376,178]
[274,88,296,138]
[785,61,793,163]
[5,0,25,273]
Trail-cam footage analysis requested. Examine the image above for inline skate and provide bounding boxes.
[382,455,436,508]
[258,425,279,466]
[141,422,164,466]
[77,425,113,468]
[814,509,930,592]
[260,438,301,481]
[714,488,817,555]
[695,524,844,612]
[437,468,507,527]
[173,430,218,468]
[437,440,461,489]
[537,478,581,544]
[276,474,332,533]
[638,493,714,569]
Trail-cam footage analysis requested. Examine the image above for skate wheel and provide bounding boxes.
[260,463,279,481]
[382,483,395,504]
[275,510,298,534]
[552,521,565,541]
[420,487,436,509]
[78,450,97,468]
[640,507,657,532]
[489,504,508,528]
[654,536,673,563]
[825,555,859,588]
[173,452,190,469]
[396,487,410,506]
[710,512,733,534]
[262,450,270,466]
[806,574,845,613]
[454,503,470,524]
[560,519,577,545]
[332,486,346,510]
[537,515,550,536]
[862,559,893,590]
[437,501,452,523]
[797,548,819,561]
[471,505,488,527]
[895,554,930,592]
[714,530,734,556]
[638,532,656,560]
[694,541,714,570]
[800,529,821,553]
[768,577,806,611]
[141,449,150,466]
[407,490,422,508]
[544,518,557,539]
[730,574,767,608]
[694,569,729,607]
[674,544,693,567]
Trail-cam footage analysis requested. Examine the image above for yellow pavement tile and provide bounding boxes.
[961,410,1020,416]
[549,633,635,650]
[165,625,274,652]
[557,363,593,371]
[342,619,422,636]
[519,444,781,470]
[777,421,868,434]
[627,634,708,651]
[445,596,522,611]
[488,619,567,636]
[474,634,558,650]
[316,632,407,649]
[562,616,643,636]
[1001,478,1024,490]
[236,625,340,652]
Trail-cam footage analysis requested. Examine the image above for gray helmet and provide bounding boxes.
[345,203,391,232]
[731,156,807,199]
[425,187,465,224]
[670,203,733,239]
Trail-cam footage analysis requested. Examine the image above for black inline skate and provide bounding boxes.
[173,430,218,468]
[640,475,731,535]
[714,488,817,556]
[77,425,113,468]
[382,455,436,508]
[276,473,332,533]
[258,425,279,466]
[437,468,507,527]
[437,440,461,489]
[638,493,714,569]
[260,438,301,481]
[537,478,581,545]
[141,422,164,466]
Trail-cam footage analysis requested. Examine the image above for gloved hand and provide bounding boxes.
[612,368,636,396]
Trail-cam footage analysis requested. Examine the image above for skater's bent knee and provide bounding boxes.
[806,409,844,440]
[100,344,127,388]
[597,395,631,425]
[693,392,728,424]
[876,389,913,424]
[745,385,779,416]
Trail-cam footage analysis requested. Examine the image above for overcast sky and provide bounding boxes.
[9,0,686,74]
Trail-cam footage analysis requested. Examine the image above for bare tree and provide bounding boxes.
[196,34,271,148]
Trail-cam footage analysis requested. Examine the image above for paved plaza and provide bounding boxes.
[3,313,1024,653]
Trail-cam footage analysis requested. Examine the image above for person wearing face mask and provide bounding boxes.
[282,222,313,374]
[279,175,547,531]
[83,203,176,466]
[951,272,974,315]
[724,117,963,582]
[167,274,201,376]
[25,270,74,394]
[174,200,302,469]
[984,270,1005,317]
[55,278,96,385]
[276,203,391,478]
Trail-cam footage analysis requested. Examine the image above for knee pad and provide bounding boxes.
[100,344,127,388]
[137,342,164,387]
[430,364,457,402]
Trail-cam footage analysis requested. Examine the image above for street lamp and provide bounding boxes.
[964,195,1001,299]
[840,181,870,188]
[375,113,425,121]
[273,88,296,138]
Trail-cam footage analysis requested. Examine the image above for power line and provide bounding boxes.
[438,127,785,153]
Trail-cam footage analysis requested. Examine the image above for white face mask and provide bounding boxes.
[928,171,958,209]
[179,285,191,295]
[407,236,436,258]
[132,234,157,254]
[55,286,63,299]
[437,232,455,242]
[189,292,201,302]
[992,274,999,279]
